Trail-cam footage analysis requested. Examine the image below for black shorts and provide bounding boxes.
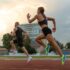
[42,27,52,36]
[13,39,24,47]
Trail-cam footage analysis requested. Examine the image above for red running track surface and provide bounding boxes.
[0,60,70,70]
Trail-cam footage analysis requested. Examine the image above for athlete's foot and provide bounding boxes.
[45,46,50,55]
[61,55,65,65]
[27,56,32,63]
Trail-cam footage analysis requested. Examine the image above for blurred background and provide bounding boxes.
[0,0,70,56]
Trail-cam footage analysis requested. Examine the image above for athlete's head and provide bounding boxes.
[37,7,45,14]
[15,22,19,27]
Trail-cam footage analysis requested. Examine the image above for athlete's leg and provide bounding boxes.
[46,34,63,56]
[10,40,17,53]
[35,33,46,47]
[21,47,29,57]
[35,34,47,53]
[46,34,65,64]
[21,47,32,62]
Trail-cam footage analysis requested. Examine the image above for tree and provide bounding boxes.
[55,40,64,49]
[2,33,12,52]
[65,42,70,49]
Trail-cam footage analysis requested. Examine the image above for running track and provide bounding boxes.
[0,59,70,70]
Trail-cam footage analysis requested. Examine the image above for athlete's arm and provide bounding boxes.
[13,28,17,36]
[47,17,56,32]
[22,32,28,40]
[21,28,28,38]
[27,13,37,23]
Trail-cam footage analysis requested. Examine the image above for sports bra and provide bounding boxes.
[38,19,48,26]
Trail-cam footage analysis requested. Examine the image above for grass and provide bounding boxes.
[0,55,70,59]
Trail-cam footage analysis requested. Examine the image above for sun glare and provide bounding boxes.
[0,21,7,33]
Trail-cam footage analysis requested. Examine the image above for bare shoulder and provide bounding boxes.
[35,14,41,19]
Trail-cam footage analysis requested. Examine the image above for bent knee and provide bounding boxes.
[47,37,54,43]
[35,38,41,42]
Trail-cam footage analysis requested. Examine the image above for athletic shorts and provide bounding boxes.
[42,27,52,36]
[13,38,24,47]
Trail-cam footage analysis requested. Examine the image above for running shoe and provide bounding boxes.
[45,44,50,55]
[27,56,32,63]
[61,55,65,65]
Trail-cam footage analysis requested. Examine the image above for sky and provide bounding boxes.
[0,0,70,45]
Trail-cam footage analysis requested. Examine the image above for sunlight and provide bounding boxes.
[0,21,7,33]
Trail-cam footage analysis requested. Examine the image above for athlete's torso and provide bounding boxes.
[15,27,23,39]
[37,14,48,29]
[38,19,48,26]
